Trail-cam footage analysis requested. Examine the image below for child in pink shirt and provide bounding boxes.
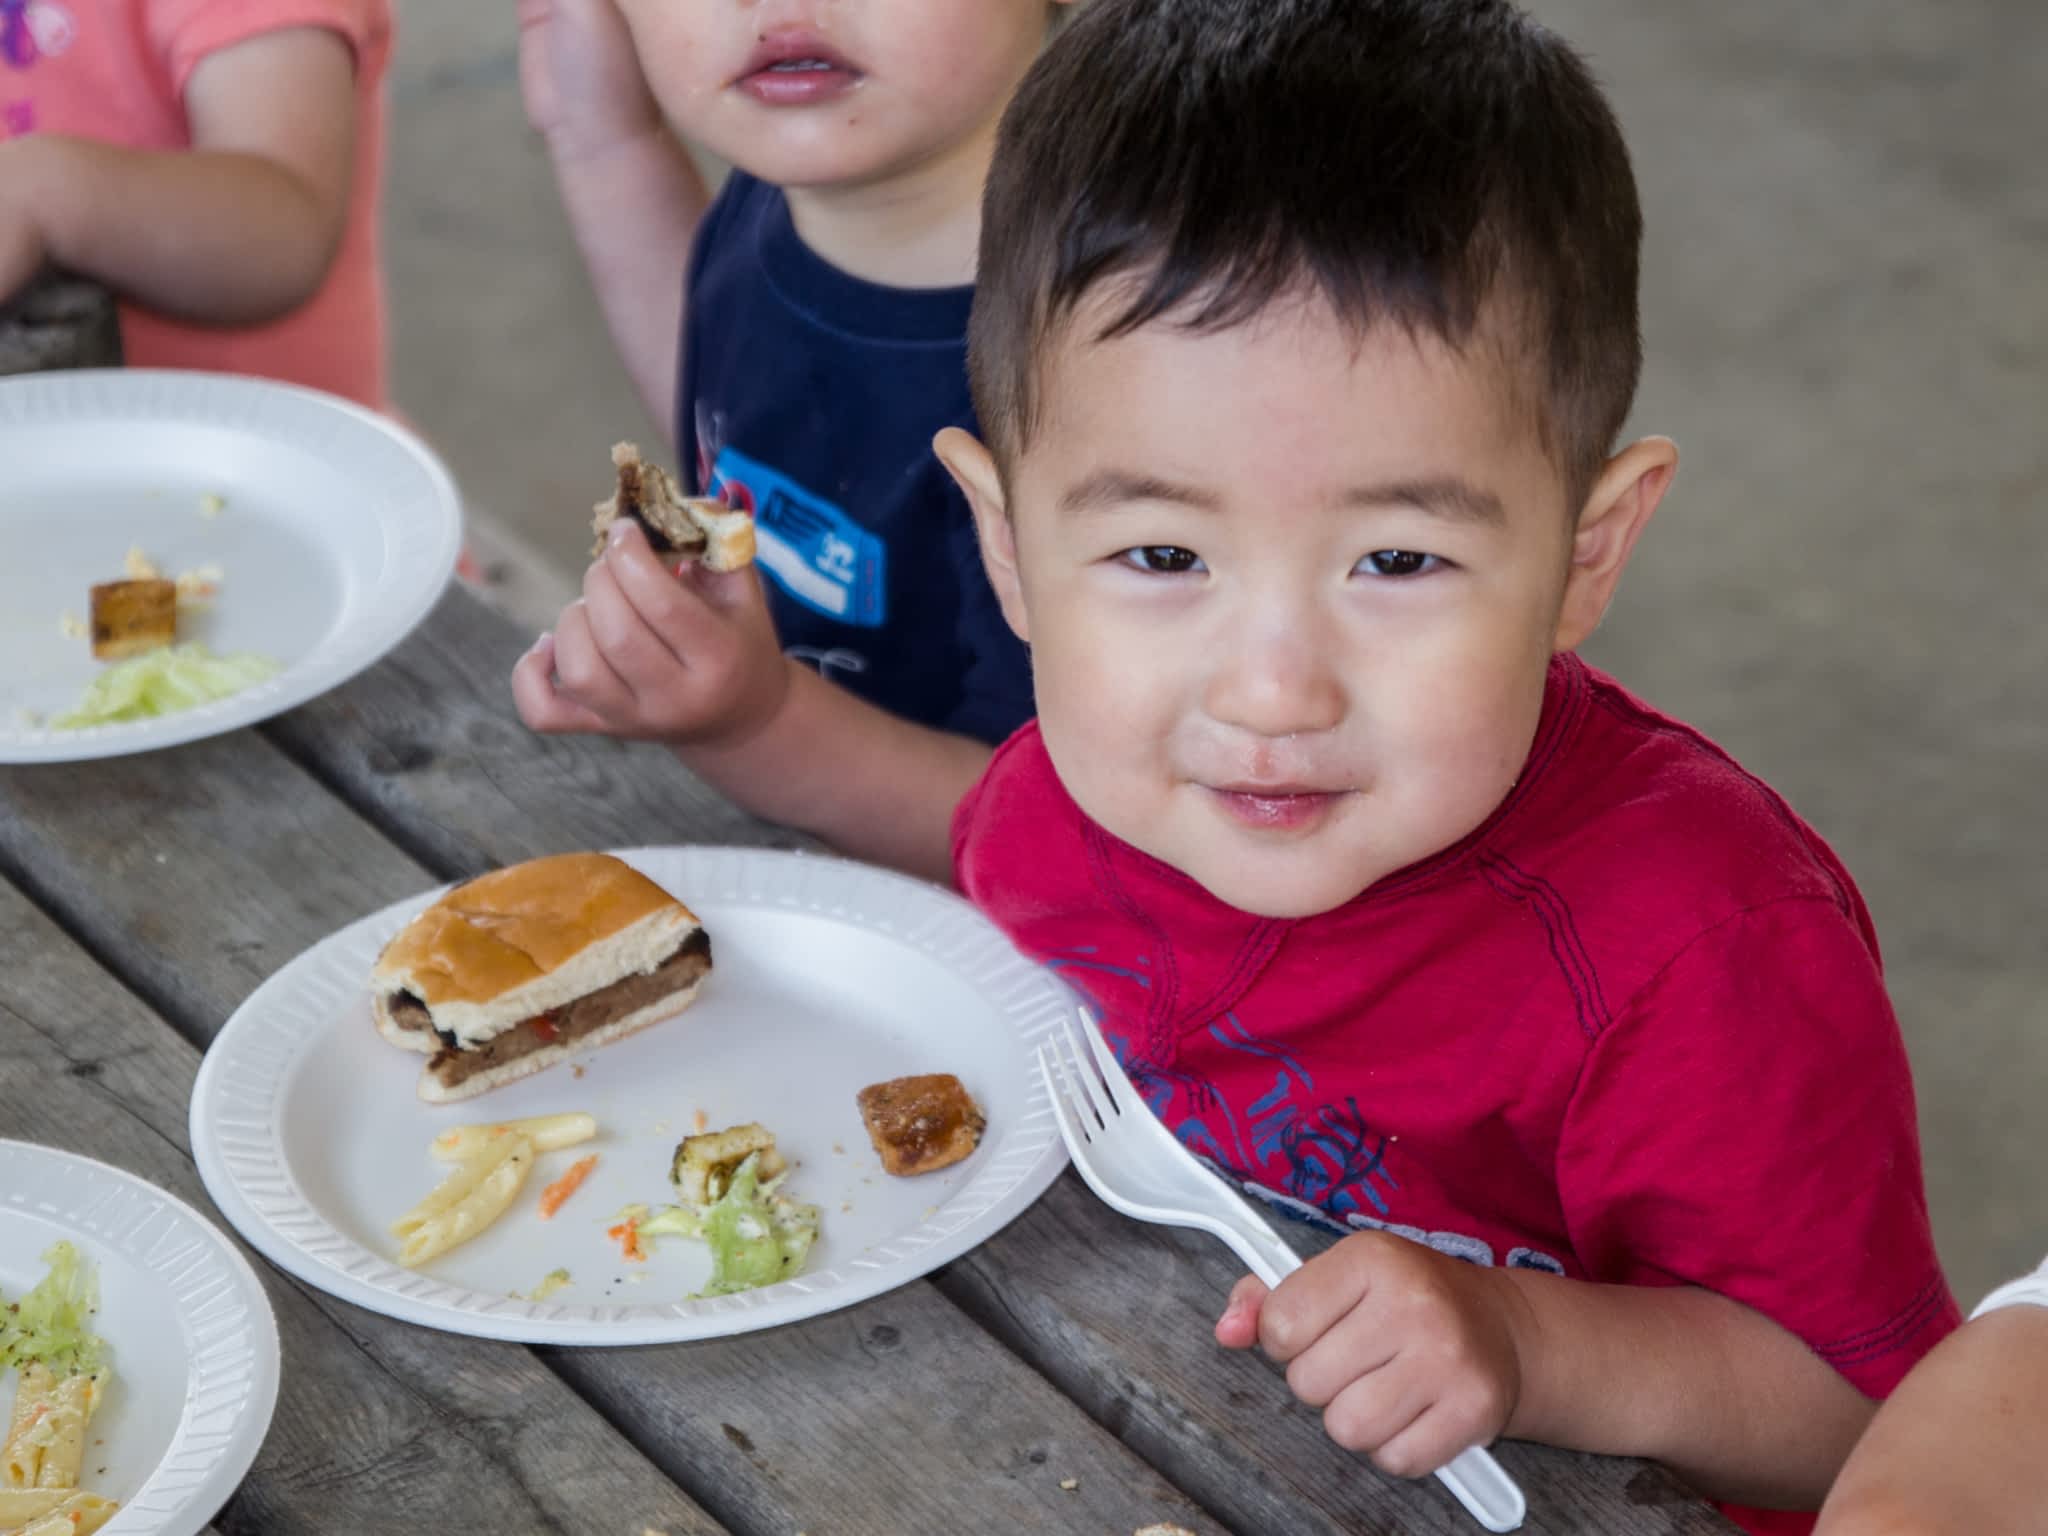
[0,0,391,409]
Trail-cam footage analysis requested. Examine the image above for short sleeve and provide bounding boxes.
[148,0,389,96]
[1558,897,1959,1397]
[936,479,1035,745]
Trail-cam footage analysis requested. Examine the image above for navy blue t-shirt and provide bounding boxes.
[675,173,1034,745]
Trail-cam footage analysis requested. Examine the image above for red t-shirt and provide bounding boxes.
[953,654,1957,1534]
[1,0,391,409]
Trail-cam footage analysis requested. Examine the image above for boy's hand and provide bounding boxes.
[516,0,664,161]
[512,520,791,747]
[1215,1231,1526,1479]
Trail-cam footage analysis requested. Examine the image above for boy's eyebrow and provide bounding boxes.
[1057,470,1224,514]
[1055,470,1506,525]
[1344,478,1507,526]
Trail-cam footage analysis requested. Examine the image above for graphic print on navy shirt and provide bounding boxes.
[677,172,1034,744]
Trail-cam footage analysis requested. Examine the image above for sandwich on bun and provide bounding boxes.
[372,852,710,1103]
[591,441,755,571]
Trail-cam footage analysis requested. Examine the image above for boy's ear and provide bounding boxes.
[934,426,1030,645]
[1554,435,1678,652]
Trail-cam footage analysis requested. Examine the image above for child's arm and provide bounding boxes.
[0,28,356,321]
[518,0,710,440]
[510,522,987,882]
[1815,1300,2048,1535]
[1218,1233,1876,1511]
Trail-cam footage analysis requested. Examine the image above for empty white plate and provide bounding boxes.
[0,370,460,763]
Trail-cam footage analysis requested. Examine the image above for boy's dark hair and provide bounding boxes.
[970,0,1643,501]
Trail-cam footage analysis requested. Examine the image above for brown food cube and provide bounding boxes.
[88,579,177,660]
[856,1073,985,1177]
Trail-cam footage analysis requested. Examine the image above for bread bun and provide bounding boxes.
[370,853,710,1101]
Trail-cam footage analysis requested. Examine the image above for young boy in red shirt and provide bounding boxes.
[940,1,1957,1529]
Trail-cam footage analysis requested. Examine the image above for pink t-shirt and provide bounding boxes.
[955,655,1959,1535]
[0,0,391,409]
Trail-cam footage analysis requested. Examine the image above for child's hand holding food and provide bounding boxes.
[513,519,791,747]
[1214,1230,1525,1479]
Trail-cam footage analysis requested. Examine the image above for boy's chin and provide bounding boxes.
[1179,856,1373,921]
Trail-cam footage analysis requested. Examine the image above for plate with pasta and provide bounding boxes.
[0,1142,279,1536]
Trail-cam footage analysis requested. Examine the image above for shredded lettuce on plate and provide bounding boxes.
[637,1153,819,1297]
[53,643,279,729]
[0,1240,109,1376]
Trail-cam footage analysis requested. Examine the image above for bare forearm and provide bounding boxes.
[21,137,346,324]
[675,663,988,883]
[548,131,708,439]
[1500,1271,1875,1510]
[1815,1307,2048,1536]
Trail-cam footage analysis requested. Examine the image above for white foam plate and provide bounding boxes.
[189,847,1072,1344]
[0,370,461,763]
[0,1141,280,1535]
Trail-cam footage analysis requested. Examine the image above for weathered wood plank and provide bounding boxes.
[263,589,807,877]
[940,1176,1740,1535]
[0,731,1219,1535]
[0,877,725,1536]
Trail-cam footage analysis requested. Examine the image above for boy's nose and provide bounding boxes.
[1201,617,1346,741]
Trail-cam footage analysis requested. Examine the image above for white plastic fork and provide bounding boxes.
[1037,1009,1528,1534]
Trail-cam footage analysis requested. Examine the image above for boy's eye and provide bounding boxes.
[1359,549,1440,578]
[1119,545,1205,575]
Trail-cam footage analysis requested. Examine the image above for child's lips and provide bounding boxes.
[1207,784,1349,831]
[736,34,862,105]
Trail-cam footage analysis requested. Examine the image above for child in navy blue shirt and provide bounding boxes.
[511,0,1065,880]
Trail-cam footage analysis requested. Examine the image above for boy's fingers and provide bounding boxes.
[602,522,735,657]
[510,633,610,734]
[548,599,637,717]
[583,557,692,688]
[679,558,765,616]
[1258,1242,1382,1363]
[1363,1400,1476,1482]
[1215,1275,1270,1349]
[1283,1301,1402,1407]
[1320,1366,1432,1465]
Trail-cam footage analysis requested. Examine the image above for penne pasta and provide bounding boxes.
[15,1490,118,1536]
[3,1363,55,1490]
[33,1372,102,1489]
[396,1135,536,1267]
[428,1112,596,1163]
[390,1132,530,1239]
[0,1487,69,1522]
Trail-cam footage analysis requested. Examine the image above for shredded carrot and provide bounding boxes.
[539,1154,598,1219]
[607,1219,646,1262]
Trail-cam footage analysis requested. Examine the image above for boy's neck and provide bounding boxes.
[782,122,995,291]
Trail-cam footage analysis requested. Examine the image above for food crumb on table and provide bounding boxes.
[1059,1477,1079,1491]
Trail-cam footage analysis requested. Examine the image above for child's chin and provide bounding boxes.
[1188,860,1366,921]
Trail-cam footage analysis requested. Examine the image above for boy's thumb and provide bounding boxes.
[1215,1275,1270,1349]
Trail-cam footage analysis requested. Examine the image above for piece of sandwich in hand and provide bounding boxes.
[371,852,711,1103]
[591,441,755,572]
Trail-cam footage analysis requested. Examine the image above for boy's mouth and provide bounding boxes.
[736,33,863,105]
[1207,784,1350,832]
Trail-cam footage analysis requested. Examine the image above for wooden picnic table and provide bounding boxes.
[0,583,1739,1535]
